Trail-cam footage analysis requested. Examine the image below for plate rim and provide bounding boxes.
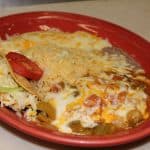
[0,11,150,147]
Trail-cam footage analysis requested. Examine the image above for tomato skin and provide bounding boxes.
[84,94,100,107]
[6,52,43,80]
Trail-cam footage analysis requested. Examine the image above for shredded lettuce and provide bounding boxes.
[0,87,23,93]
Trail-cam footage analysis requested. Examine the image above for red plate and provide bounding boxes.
[0,11,150,147]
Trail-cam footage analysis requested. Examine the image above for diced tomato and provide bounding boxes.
[50,84,61,93]
[6,52,43,80]
[50,82,65,93]
[84,94,100,107]
[117,91,127,102]
[112,75,123,81]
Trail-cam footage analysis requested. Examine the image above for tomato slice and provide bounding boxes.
[6,52,43,80]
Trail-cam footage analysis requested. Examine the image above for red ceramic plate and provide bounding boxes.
[0,11,150,147]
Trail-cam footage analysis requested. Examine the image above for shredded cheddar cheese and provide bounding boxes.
[0,30,149,135]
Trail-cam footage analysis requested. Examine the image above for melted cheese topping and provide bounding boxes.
[0,30,149,135]
[0,30,111,55]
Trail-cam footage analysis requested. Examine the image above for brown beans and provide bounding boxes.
[69,120,92,135]
[37,101,56,121]
[69,121,118,135]
[93,123,117,135]
[127,109,143,127]
[37,112,51,123]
